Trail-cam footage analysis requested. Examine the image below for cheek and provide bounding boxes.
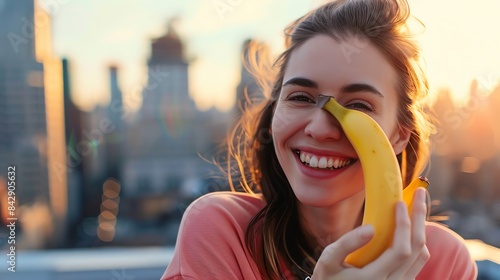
[371,101,398,134]
[271,107,301,161]
[271,112,287,153]
[271,105,296,136]
[272,102,313,135]
[379,116,399,138]
[376,110,405,151]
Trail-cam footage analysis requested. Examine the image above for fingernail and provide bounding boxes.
[358,225,374,239]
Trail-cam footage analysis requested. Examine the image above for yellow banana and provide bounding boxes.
[319,95,424,267]
[403,176,429,214]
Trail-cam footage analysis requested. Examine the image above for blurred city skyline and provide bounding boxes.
[0,0,499,278]
[47,0,500,112]
[49,0,317,112]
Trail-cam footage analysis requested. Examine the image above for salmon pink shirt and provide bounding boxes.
[162,192,477,280]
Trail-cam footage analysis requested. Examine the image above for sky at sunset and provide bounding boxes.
[48,0,500,112]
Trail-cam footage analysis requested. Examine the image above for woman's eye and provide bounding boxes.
[346,101,373,111]
[287,93,315,103]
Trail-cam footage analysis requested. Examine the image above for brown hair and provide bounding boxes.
[226,0,434,278]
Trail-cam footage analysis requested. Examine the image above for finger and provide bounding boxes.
[404,245,430,279]
[396,188,428,278]
[411,188,427,250]
[315,225,374,274]
[388,189,428,280]
[364,201,411,275]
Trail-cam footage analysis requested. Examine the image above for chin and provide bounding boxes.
[294,188,345,207]
[291,181,365,208]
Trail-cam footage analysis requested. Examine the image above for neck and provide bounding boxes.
[298,191,365,251]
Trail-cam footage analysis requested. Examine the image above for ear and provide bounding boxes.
[390,123,411,155]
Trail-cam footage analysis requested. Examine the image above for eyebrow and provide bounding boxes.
[282,77,318,88]
[341,83,383,97]
[283,77,384,97]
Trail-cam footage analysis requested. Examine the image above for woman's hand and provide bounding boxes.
[311,188,430,280]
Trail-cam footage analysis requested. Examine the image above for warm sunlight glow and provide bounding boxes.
[410,0,500,104]
[189,57,238,111]
[52,1,500,111]
[461,157,481,174]
[465,239,500,263]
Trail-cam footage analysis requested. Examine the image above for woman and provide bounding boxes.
[162,0,477,279]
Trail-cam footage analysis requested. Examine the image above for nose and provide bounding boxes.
[304,107,343,141]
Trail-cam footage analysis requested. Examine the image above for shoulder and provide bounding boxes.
[162,192,265,279]
[176,191,266,248]
[182,191,265,228]
[424,222,472,257]
[417,222,477,280]
[189,191,265,211]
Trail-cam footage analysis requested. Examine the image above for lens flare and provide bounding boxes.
[157,95,187,138]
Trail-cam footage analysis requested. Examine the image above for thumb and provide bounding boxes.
[317,225,374,272]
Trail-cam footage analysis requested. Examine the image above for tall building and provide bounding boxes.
[0,0,48,208]
[104,65,124,181]
[125,23,210,197]
[34,0,68,247]
[118,22,231,245]
[0,0,67,248]
[61,58,86,246]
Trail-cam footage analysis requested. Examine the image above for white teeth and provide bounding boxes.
[318,157,327,168]
[297,150,352,170]
[309,156,319,168]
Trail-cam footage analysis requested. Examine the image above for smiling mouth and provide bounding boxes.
[293,149,357,170]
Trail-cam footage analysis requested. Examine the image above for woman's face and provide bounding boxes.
[272,35,409,207]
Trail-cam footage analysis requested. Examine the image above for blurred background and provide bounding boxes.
[0,0,499,279]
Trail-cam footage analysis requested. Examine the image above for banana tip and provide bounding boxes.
[317,94,332,108]
[417,176,429,184]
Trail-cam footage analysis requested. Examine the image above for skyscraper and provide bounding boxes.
[125,22,208,197]
[0,0,48,209]
[0,0,67,248]
[62,58,86,246]
[104,65,124,181]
